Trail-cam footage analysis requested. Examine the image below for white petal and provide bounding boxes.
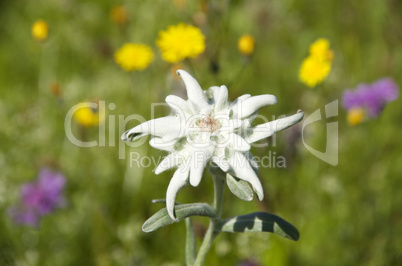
[155,153,180,174]
[214,85,228,112]
[166,166,189,221]
[228,152,264,200]
[189,148,213,187]
[211,155,230,172]
[244,151,259,174]
[176,70,209,110]
[233,95,277,119]
[231,94,251,106]
[149,137,176,152]
[122,116,182,141]
[165,95,193,116]
[244,111,304,144]
[229,133,251,152]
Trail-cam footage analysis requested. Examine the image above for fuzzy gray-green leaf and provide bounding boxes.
[142,203,217,233]
[215,212,299,241]
[226,174,254,201]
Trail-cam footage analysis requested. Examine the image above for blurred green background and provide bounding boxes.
[1,0,402,265]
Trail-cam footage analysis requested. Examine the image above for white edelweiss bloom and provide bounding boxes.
[122,70,304,221]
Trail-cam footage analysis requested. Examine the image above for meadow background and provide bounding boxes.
[1,0,402,265]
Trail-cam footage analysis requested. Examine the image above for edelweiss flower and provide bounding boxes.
[122,70,303,220]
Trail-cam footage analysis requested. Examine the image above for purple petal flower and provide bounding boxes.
[372,78,399,102]
[342,78,399,117]
[9,168,66,226]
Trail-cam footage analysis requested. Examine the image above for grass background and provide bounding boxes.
[1,0,402,265]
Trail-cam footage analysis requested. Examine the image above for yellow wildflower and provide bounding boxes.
[156,23,205,63]
[110,5,128,25]
[73,103,102,127]
[299,56,331,88]
[114,43,154,71]
[299,38,334,87]
[347,108,364,126]
[309,38,333,62]
[32,20,49,41]
[238,34,255,56]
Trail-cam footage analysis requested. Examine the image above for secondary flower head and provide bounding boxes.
[122,70,304,220]
[32,20,49,41]
[309,38,333,62]
[156,23,205,63]
[114,43,154,71]
[299,38,333,88]
[238,34,255,56]
[342,78,399,119]
[73,102,104,127]
[9,168,65,226]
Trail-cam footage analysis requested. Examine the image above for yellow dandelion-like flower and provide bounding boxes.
[73,103,102,127]
[110,5,128,25]
[32,20,49,41]
[347,108,364,126]
[238,34,255,56]
[156,23,205,63]
[299,56,331,88]
[299,38,334,87]
[309,38,333,62]
[114,43,154,71]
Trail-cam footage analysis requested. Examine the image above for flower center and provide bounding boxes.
[199,116,220,133]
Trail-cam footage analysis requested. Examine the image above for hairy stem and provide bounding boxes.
[193,175,225,266]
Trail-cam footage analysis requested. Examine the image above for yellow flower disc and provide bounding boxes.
[299,56,331,88]
[347,108,364,126]
[114,43,154,71]
[156,23,205,63]
[32,20,49,41]
[238,34,255,56]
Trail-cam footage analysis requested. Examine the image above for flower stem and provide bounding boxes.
[193,174,225,266]
[185,218,196,266]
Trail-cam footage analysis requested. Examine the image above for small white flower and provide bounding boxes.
[122,70,303,220]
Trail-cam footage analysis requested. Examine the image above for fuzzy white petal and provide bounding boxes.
[229,152,264,200]
[166,166,189,221]
[165,95,193,117]
[122,116,182,141]
[244,111,304,144]
[233,95,277,119]
[211,155,230,172]
[229,133,251,152]
[177,70,209,110]
[214,85,229,112]
[155,153,180,175]
[189,148,213,187]
[149,137,176,152]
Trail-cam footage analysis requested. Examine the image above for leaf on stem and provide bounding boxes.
[215,212,299,241]
[226,173,254,201]
[142,203,217,233]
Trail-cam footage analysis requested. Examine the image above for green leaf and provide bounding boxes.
[142,203,217,233]
[215,212,299,241]
[226,173,254,201]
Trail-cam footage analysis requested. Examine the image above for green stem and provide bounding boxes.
[185,218,196,266]
[193,175,225,266]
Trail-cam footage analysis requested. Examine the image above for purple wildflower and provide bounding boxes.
[9,168,66,226]
[342,78,399,117]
